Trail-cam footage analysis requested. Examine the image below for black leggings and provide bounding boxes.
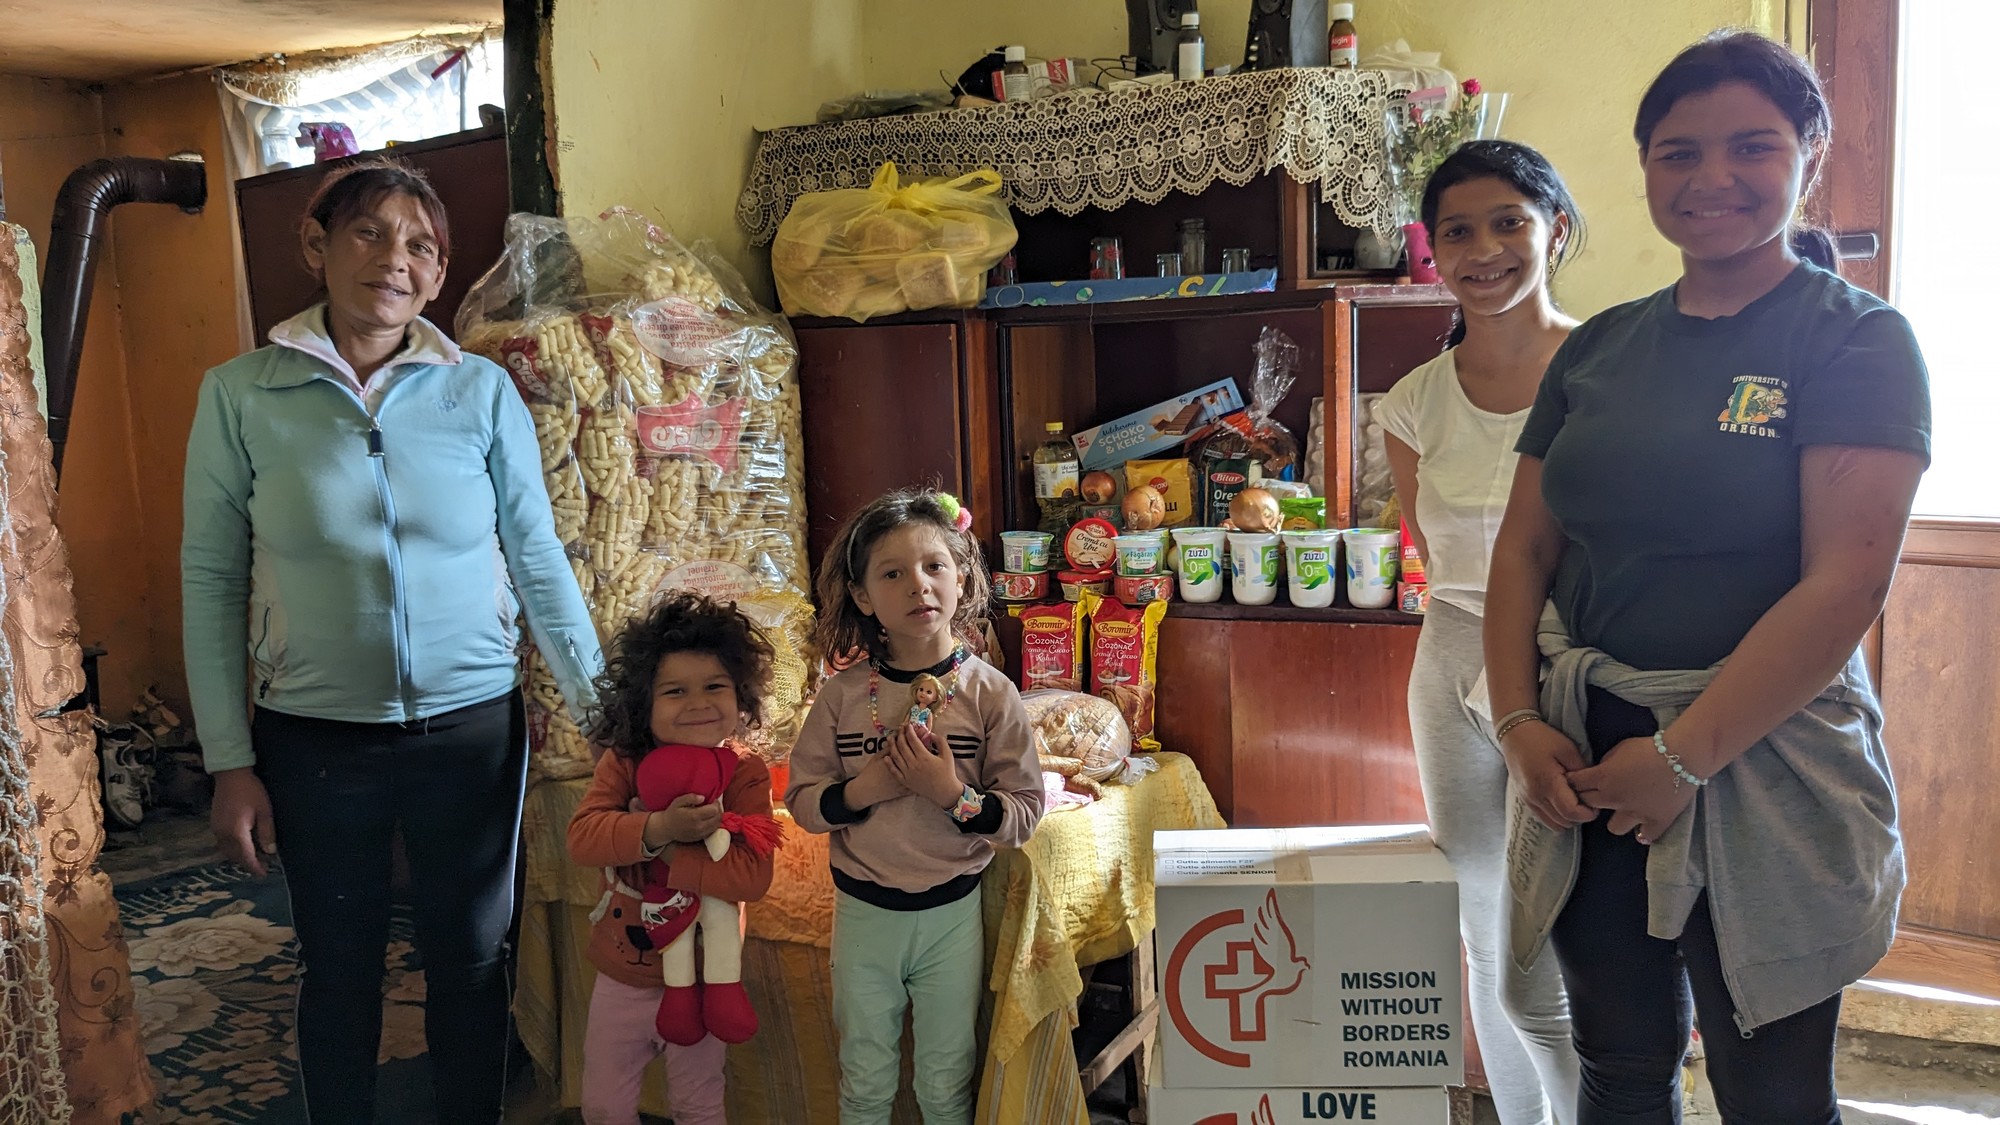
[255,691,526,1125]
[1552,687,1843,1125]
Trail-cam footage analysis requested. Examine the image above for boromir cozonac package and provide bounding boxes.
[1153,826,1464,1089]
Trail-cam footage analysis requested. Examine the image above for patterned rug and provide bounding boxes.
[118,861,436,1124]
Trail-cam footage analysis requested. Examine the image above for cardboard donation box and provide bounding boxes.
[1153,826,1464,1090]
[1147,1045,1450,1124]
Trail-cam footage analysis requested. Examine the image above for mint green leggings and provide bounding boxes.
[831,888,983,1125]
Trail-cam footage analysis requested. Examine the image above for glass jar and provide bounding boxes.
[1089,237,1124,280]
[988,251,1019,287]
[1156,252,1183,277]
[1177,218,1208,275]
[1221,247,1251,273]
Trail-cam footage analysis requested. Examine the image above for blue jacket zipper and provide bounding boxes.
[366,414,418,720]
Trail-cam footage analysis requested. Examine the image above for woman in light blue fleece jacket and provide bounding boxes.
[181,159,600,1125]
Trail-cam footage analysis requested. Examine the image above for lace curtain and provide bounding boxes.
[738,68,1403,244]
[215,28,503,179]
[0,224,152,1123]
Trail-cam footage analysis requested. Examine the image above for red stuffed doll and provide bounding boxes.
[634,743,782,1046]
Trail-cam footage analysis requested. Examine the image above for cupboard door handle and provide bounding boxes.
[1834,231,1880,261]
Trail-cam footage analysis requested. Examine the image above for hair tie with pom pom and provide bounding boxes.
[937,492,974,533]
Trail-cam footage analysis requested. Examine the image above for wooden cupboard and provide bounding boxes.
[794,285,1457,827]
[793,313,1000,575]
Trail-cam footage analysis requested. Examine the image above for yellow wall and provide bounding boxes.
[859,0,1256,92]
[100,74,247,716]
[858,0,1781,316]
[549,0,867,300]
[1347,0,1780,315]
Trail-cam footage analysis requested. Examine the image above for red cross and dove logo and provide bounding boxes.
[1165,888,1311,1069]
[1191,1094,1279,1125]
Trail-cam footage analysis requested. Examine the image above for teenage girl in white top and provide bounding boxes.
[1376,140,1585,1125]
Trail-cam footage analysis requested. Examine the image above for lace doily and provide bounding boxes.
[737,68,1401,245]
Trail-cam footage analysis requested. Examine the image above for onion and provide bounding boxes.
[1122,485,1166,530]
[1228,487,1281,533]
[1081,470,1118,504]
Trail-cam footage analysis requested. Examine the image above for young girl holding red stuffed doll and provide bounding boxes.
[787,488,1044,1125]
[567,592,784,1125]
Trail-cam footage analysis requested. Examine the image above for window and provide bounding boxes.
[1892,2,1996,518]
[218,33,504,179]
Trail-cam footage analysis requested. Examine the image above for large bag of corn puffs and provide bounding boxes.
[457,209,816,778]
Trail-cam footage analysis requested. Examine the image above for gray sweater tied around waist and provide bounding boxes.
[1507,606,1903,1034]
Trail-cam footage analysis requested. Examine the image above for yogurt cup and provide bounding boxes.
[1226,531,1282,606]
[1341,527,1402,609]
[1112,533,1166,576]
[999,530,1054,572]
[1282,530,1342,609]
[1171,527,1226,603]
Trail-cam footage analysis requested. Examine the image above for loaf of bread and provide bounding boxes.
[855,209,929,254]
[771,211,831,274]
[1022,690,1134,779]
[896,252,962,311]
[938,217,988,252]
[796,267,865,315]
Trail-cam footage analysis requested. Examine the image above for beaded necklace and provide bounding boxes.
[868,645,967,733]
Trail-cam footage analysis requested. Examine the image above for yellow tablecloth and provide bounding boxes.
[515,752,1224,1123]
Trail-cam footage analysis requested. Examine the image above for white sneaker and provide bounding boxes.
[98,723,154,830]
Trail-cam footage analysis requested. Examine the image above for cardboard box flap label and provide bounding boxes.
[1156,826,1452,888]
[1149,1087,1451,1124]
[1147,1043,1451,1124]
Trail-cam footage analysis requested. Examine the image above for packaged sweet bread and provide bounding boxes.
[1019,601,1087,694]
[1084,593,1165,753]
[459,209,817,778]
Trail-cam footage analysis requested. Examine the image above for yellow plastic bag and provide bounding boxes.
[772,161,1018,322]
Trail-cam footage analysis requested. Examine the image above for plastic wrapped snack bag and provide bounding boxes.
[459,209,816,780]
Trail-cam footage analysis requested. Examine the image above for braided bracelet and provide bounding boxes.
[1493,709,1543,741]
[1653,731,1708,790]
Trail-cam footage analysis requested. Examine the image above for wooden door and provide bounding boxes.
[1873,546,2000,997]
[796,322,967,574]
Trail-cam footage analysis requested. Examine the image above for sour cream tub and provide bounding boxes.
[1112,533,1167,576]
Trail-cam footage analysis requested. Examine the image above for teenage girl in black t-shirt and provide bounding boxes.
[1483,32,1930,1123]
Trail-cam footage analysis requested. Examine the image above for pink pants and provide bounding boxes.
[581,973,728,1125]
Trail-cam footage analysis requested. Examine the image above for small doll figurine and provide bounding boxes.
[907,673,943,730]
